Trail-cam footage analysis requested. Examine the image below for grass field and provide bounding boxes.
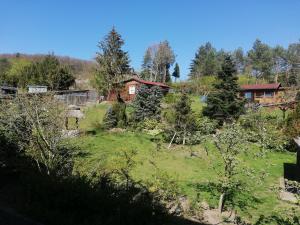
[72,100,299,223]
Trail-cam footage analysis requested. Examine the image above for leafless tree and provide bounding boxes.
[0,94,73,176]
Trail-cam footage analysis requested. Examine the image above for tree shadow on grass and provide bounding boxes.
[188,182,262,213]
[1,162,206,225]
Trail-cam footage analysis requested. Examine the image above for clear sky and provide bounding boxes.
[1,0,300,79]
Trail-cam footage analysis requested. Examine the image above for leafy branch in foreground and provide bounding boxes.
[0,94,74,176]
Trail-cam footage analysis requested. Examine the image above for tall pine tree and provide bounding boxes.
[95,27,131,96]
[203,55,245,123]
[172,63,180,82]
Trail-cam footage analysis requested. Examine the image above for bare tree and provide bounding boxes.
[0,94,73,176]
[141,41,175,83]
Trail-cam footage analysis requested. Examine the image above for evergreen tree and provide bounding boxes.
[172,63,180,82]
[95,27,131,96]
[189,42,218,79]
[132,85,163,122]
[248,39,273,81]
[174,93,196,145]
[233,47,245,74]
[103,100,127,129]
[203,55,245,123]
[287,40,300,86]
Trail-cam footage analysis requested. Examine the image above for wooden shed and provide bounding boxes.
[240,83,284,104]
[107,77,170,102]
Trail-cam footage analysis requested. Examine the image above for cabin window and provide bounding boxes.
[264,91,274,98]
[129,85,136,95]
[244,92,252,99]
[255,91,264,98]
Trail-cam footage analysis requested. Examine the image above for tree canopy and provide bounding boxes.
[203,55,245,123]
[95,27,131,96]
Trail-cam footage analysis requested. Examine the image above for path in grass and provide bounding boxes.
[73,102,299,222]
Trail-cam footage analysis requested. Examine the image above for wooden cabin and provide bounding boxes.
[108,77,170,102]
[240,83,285,104]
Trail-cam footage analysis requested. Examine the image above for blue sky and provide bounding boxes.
[1,0,300,79]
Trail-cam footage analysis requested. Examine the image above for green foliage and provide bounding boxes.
[248,39,273,81]
[0,94,74,176]
[163,93,203,145]
[172,63,180,81]
[141,41,175,83]
[0,55,75,89]
[239,110,288,153]
[286,102,300,138]
[4,58,32,86]
[195,116,218,135]
[189,42,218,78]
[94,27,131,95]
[103,101,127,129]
[213,123,249,212]
[132,85,163,123]
[203,55,245,123]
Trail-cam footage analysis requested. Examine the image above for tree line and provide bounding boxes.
[0,54,83,90]
[189,39,300,86]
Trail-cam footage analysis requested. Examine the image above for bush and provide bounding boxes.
[103,101,127,129]
[132,85,163,123]
[195,117,218,135]
[239,111,288,152]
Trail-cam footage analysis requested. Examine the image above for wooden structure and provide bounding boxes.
[240,83,285,104]
[108,77,170,102]
[0,86,18,98]
[65,105,84,130]
[54,90,98,106]
[28,85,48,93]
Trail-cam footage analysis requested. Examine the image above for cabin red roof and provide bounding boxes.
[241,83,281,91]
[122,77,170,88]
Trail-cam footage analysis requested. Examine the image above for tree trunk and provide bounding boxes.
[183,127,186,145]
[163,65,167,83]
[168,132,177,149]
[218,193,225,214]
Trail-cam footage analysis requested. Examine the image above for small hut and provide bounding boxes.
[65,105,84,130]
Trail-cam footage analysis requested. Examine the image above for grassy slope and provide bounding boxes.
[73,98,299,222]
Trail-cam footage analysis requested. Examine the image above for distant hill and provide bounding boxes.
[0,53,96,89]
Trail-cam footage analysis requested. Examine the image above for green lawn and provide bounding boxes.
[72,101,299,223]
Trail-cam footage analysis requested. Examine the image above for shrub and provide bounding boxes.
[132,85,163,123]
[195,117,218,135]
[103,101,127,129]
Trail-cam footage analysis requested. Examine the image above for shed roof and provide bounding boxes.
[121,77,170,88]
[0,86,18,91]
[241,83,281,91]
[28,85,48,88]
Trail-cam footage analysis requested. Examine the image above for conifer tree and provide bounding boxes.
[132,85,163,123]
[95,27,131,96]
[203,55,245,123]
[174,93,196,145]
[172,63,180,82]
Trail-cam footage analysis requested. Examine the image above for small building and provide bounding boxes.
[107,77,170,102]
[28,85,48,94]
[240,83,284,104]
[0,86,18,97]
[54,90,98,106]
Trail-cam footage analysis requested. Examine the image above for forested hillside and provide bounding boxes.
[0,53,96,89]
